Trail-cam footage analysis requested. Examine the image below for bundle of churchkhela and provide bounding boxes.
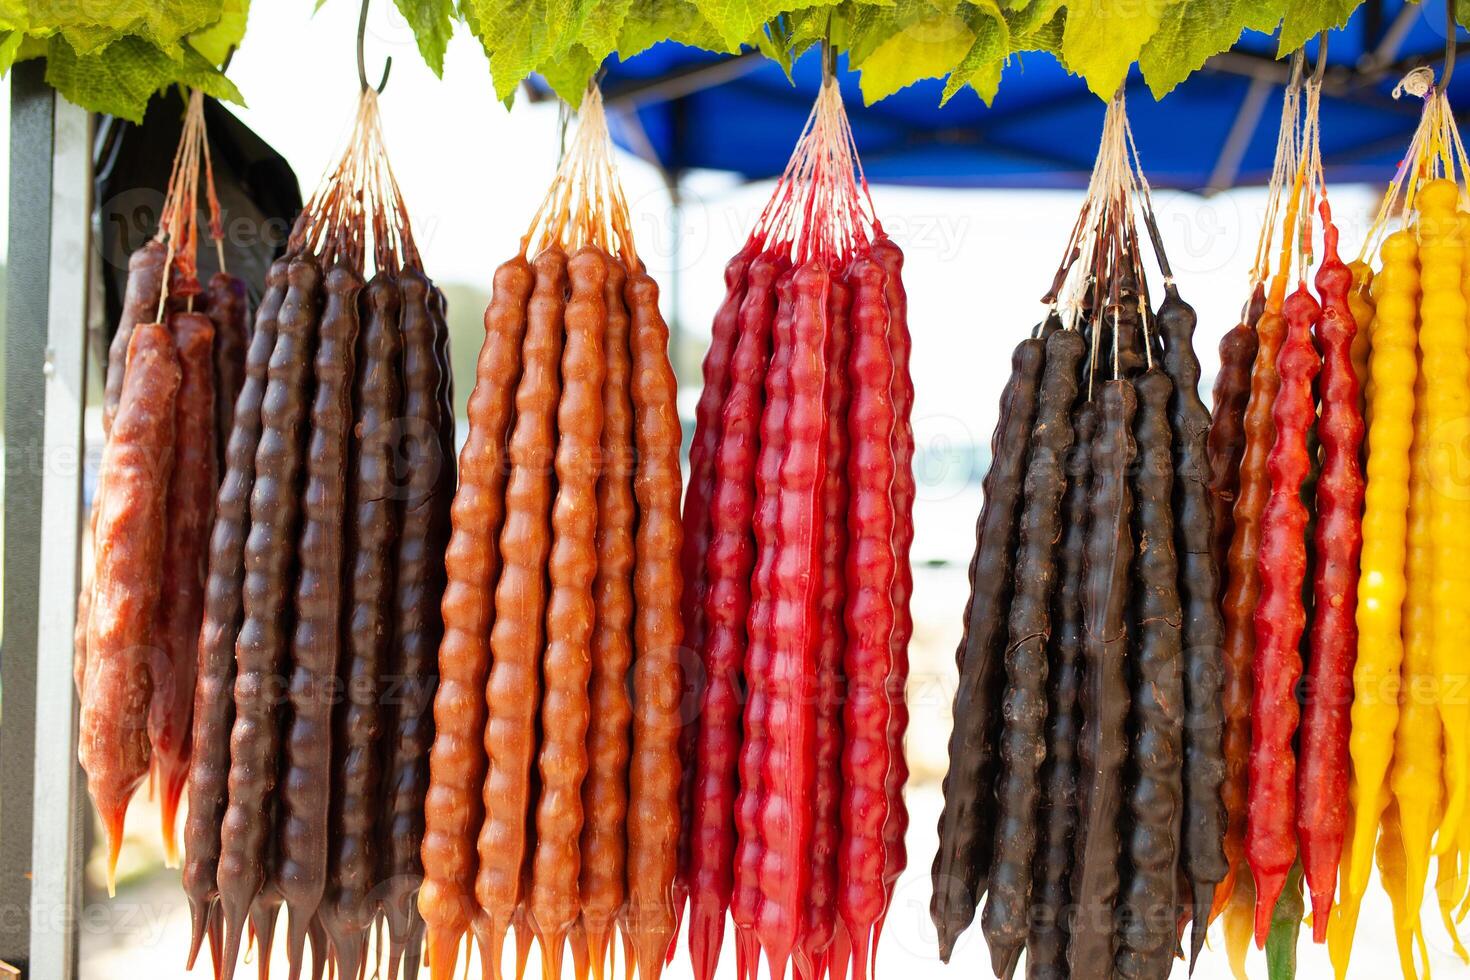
[1205,55,1347,980]
[75,87,250,882]
[1206,56,1312,980]
[931,91,1227,980]
[677,71,913,980]
[179,86,454,980]
[417,84,684,980]
[1318,69,1470,980]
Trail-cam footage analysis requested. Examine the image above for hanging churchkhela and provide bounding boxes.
[1207,53,1317,980]
[418,84,685,980]
[931,91,1227,980]
[677,67,913,980]
[180,86,455,980]
[76,88,250,884]
[1325,67,1470,980]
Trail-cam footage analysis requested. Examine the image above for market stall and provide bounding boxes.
[3,2,1470,979]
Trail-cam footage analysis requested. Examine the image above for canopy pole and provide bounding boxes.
[1208,75,1273,193]
[0,62,91,979]
[29,88,92,980]
[664,165,684,378]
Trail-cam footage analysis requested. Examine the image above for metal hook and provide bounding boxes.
[357,0,392,94]
[1446,0,1459,89]
[1311,31,1329,85]
[821,12,837,86]
[1286,48,1306,90]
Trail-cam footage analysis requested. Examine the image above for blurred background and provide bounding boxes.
[1,0,1459,977]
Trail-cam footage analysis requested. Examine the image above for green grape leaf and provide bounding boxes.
[1140,0,1279,98]
[580,0,633,53]
[44,34,243,122]
[393,0,455,76]
[189,0,249,65]
[691,0,777,48]
[463,0,587,99]
[618,0,733,57]
[539,40,600,103]
[20,0,224,57]
[0,30,22,73]
[691,0,839,50]
[858,8,973,102]
[1061,0,1179,98]
[941,0,1007,104]
[1010,3,1062,54]
[843,0,938,70]
[1001,0,1060,37]
[754,16,795,76]
[1279,0,1356,56]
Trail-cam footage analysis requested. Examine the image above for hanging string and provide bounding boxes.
[154,90,212,321]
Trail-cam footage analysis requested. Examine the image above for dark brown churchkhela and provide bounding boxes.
[936,93,1223,980]
[1209,288,1264,580]
[982,327,1085,975]
[216,252,322,979]
[207,270,252,465]
[1069,378,1136,980]
[932,336,1045,960]
[321,271,401,978]
[1026,402,1097,979]
[184,89,455,980]
[277,257,362,965]
[1154,281,1228,965]
[184,255,289,969]
[382,266,454,980]
[1116,366,1184,980]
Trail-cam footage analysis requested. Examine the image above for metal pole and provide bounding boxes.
[1207,76,1273,194]
[665,168,683,378]
[30,91,92,980]
[0,58,56,975]
[0,63,91,979]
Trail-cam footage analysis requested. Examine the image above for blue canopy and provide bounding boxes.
[554,0,1470,191]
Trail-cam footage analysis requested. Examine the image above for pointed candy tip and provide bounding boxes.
[284,909,314,980]
[734,927,759,980]
[100,800,131,897]
[534,923,567,980]
[688,908,725,980]
[847,925,873,980]
[762,943,792,980]
[218,911,247,980]
[985,940,1020,980]
[511,913,536,980]
[1253,874,1286,949]
[186,898,212,971]
[159,776,186,867]
[426,925,466,980]
[998,945,1021,980]
[583,921,612,980]
[633,925,673,980]
[666,901,685,967]
[828,922,852,980]
[1311,903,1331,945]
[568,920,591,980]
[1188,884,1214,970]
